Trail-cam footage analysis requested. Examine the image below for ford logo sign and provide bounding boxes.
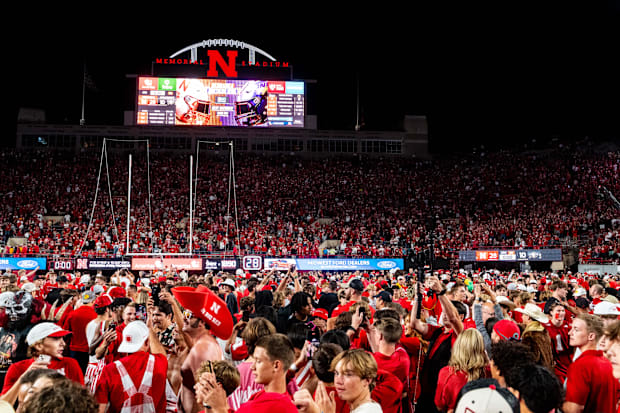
[376,261,396,269]
[17,260,38,268]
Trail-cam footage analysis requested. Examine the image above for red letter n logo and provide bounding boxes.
[206,50,238,77]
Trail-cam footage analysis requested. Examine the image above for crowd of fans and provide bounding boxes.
[1,141,620,264]
[0,265,618,412]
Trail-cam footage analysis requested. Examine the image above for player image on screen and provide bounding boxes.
[234,81,268,126]
[176,79,211,125]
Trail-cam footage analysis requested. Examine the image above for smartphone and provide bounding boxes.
[306,339,320,359]
[38,354,51,363]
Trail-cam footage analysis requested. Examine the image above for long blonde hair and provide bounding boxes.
[449,328,489,381]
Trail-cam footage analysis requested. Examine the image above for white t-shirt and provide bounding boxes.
[85,319,102,363]
[351,401,382,413]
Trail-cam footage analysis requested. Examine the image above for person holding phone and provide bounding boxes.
[1,322,84,396]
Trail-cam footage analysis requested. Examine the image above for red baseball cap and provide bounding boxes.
[312,308,328,320]
[108,286,126,299]
[493,319,521,341]
[94,295,113,309]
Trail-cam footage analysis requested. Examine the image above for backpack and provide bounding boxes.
[114,354,156,413]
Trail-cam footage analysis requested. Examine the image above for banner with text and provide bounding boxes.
[132,258,204,271]
[459,249,563,262]
[295,258,404,271]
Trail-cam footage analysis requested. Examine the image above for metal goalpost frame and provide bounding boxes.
[192,140,240,256]
[81,137,239,258]
[80,138,153,257]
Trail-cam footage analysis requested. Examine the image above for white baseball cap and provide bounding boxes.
[456,385,518,413]
[593,301,620,316]
[117,320,150,353]
[573,288,587,297]
[26,322,71,346]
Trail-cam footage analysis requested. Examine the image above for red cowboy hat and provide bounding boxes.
[171,285,233,340]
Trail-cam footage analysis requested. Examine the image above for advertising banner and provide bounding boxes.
[131,258,203,271]
[263,258,297,271]
[203,259,222,271]
[0,258,46,270]
[88,259,132,271]
[294,258,404,271]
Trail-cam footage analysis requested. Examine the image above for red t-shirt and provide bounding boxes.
[62,305,97,352]
[373,347,410,386]
[331,300,354,318]
[331,300,375,319]
[1,356,84,394]
[542,319,573,382]
[565,349,619,413]
[371,369,403,413]
[434,366,468,412]
[95,351,168,413]
[236,390,298,413]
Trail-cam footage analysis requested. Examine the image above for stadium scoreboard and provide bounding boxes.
[136,77,305,128]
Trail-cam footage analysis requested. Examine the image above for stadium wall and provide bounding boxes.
[15,123,430,158]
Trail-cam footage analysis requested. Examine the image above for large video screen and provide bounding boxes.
[136,77,305,127]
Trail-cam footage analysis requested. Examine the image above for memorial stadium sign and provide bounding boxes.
[158,39,289,78]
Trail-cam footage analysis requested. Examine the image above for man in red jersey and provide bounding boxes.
[563,313,618,413]
[95,319,168,413]
[62,290,98,373]
[368,316,409,388]
[331,279,374,319]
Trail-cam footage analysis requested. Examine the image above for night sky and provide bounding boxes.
[5,3,620,152]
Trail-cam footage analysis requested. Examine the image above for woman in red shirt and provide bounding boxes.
[434,328,489,413]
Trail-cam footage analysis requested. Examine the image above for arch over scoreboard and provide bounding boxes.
[140,40,304,128]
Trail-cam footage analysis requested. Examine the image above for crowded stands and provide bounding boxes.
[1,141,620,266]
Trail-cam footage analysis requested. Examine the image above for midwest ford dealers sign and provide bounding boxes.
[294,259,404,271]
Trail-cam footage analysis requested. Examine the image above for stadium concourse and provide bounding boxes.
[0,141,619,412]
